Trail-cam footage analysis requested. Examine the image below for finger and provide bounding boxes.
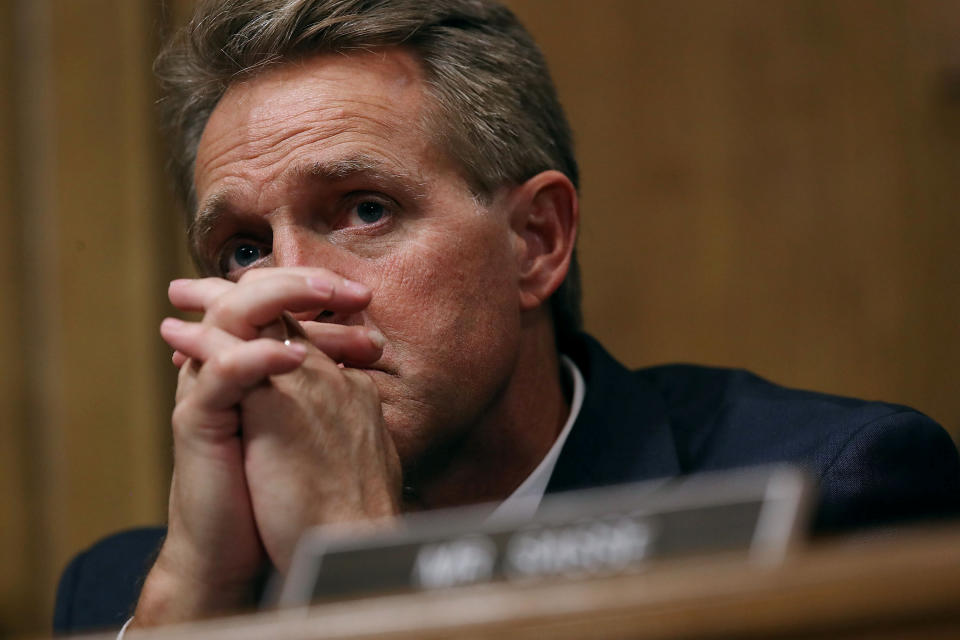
[172,350,188,368]
[187,339,309,413]
[164,315,313,369]
[259,312,308,342]
[174,356,200,403]
[300,322,385,365]
[204,274,371,340]
[239,266,368,290]
[161,317,242,364]
[170,270,370,318]
[168,278,234,312]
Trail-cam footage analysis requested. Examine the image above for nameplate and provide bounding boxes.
[273,465,810,607]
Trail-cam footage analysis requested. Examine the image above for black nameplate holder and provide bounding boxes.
[273,464,810,607]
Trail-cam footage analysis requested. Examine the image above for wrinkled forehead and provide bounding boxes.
[193,48,430,186]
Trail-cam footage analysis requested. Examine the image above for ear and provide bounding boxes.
[509,170,579,312]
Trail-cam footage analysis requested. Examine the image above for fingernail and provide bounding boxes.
[168,279,190,289]
[307,277,334,295]
[368,329,386,348]
[344,279,370,296]
[285,341,308,356]
[161,317,184,330]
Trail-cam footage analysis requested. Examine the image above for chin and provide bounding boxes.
[379,406,434,470]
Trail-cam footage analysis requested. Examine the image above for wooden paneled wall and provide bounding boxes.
[1,1,958,637]
[508,0,960,431]
[1,1,185,636]
[0,1,31,635]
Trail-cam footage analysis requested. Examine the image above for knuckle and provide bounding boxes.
[345,369,378,395]
[205,296,233,323]
[175,362,198,399]
[176,361,193,384]
[171,402,194,438]
[308,365,347,394]
[207,351,241,380]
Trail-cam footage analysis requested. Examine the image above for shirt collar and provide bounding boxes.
[487,355,586,523]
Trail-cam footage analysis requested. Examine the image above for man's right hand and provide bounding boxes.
[132,269,387,627]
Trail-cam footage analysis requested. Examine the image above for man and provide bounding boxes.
[54,0,960,635]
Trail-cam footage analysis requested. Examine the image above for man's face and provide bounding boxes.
[192,49,525,467]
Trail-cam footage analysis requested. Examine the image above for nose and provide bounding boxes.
[271,225,365,325]
[272,224,344,271]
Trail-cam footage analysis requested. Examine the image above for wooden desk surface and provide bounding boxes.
[88,524,960,640]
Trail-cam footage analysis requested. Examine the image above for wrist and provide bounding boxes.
[131,551,260,628]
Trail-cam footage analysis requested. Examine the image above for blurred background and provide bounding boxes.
[1,0,959,636]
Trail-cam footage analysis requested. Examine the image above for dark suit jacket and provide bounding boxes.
[53,334,960,634]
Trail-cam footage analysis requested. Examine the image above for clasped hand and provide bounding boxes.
[134,268,401,625]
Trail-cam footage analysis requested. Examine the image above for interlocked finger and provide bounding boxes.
[162,317,248,364]
[300,321,385,366]
[168,271,371,341]
[186,338,308,413]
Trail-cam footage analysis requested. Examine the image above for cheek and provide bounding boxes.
[366,224,519,353]
[356,219,524,460]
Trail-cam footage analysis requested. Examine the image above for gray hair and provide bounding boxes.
[155,0,582,345]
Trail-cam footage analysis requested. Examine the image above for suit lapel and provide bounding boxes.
[546,335,681,494]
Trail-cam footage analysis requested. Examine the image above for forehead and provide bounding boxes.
[193,48,433,210]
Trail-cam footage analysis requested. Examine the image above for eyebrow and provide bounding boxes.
[189,154,427,257]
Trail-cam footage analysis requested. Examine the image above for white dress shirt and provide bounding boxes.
[487,355,586,523]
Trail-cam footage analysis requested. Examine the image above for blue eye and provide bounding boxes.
[233,243,262,267]
[356,201,385,224]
